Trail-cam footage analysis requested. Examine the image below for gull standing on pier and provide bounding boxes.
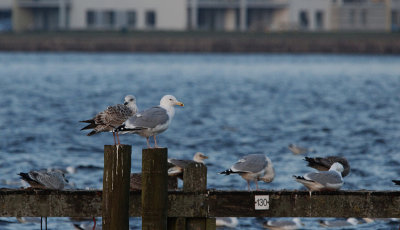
[304,156,350,177]
[19,169,69,190]
[168,152,208,179]
[219,154,275,191]
[116,95,184,148]
[80,95,138,145]
[293,162,344,196]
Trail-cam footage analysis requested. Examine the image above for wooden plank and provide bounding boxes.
[102,145,131,230]
[0,190,400,218]
[142,148,168,230]
[183,162,211,230]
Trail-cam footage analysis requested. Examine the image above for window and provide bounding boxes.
[103,11,115,28]
[299,11,309,29]
[86,10,95,27]
[127,11,136,28]
[315,11,324,30]
[146,11,156,28]
[361,9,367,25]
[349,9,355,25]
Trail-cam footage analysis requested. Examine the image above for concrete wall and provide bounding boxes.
[0,0,12,9]
[69,0,187,30]
[338,3,387,31]
[288,0,333,31]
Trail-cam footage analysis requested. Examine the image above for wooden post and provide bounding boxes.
[102,145,131,230]
[142,148,168,230]
[183,162,216,230]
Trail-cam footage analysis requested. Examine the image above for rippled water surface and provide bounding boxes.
[0,53,399,229]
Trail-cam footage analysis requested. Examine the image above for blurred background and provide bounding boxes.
[0,0,400,229]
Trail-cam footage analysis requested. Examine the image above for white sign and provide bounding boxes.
[254,195,269,210]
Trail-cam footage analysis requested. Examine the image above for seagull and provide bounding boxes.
[168,152,208,179]
[19,169,69,190]
[263,218,303,230]
[304,156,350,177]
[319,218,358,227]
[219,154,274,191]
[80,95,138,145]
[293,162,344,196]
[392,180,400,185]
[215,217,239,228]
[116,95,184,148]
[288,144,314,155]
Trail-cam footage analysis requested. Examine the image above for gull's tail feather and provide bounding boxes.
[18,173,34,183]
[81,123,97,131]
[219,169,233,175]
[87,130,99,136]
[392,180,400,185]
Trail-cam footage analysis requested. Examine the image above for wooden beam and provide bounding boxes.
[142,148,168,230]
[0,189,399,218]
[102,145,131,230]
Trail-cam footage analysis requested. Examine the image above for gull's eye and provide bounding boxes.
[130,99,134,101]
[169,98,172,101]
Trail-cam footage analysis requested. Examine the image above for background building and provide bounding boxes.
[8,0,397,32]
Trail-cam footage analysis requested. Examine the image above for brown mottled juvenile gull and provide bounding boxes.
[116,95,184,148]
[168,152,208,179]
[293,162,344,196]
[304,156,350,177]
[219,154,275,191]
[263,218,303,230]
[19,169,69,190]
[80,95,138,145]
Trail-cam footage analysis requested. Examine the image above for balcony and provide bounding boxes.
[16,0,71,8]
[191,0,288,8]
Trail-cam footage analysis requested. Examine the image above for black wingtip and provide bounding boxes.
[219,169,233,175]
[392,180,400,185]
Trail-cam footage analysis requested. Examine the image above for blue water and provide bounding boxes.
[0,53,399,229]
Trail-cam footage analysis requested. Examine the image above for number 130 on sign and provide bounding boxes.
[254,195,269,210]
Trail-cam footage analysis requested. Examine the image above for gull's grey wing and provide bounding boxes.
[231,154,267,173]
[304,171,343,186]
[168,159,195,169]
[30,171,65,190]
[125,106,169,129]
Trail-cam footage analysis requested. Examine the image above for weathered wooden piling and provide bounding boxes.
[142,148,168,230]
[102,145,131,230]
[184,162,216,230]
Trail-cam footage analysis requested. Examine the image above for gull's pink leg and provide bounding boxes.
[116,132,121,145]
[92,217,96,230]
[112,132,117,145]
[146,137,151,148]
[153,135,158,148]
[256,181,259,191]
[247,181,251,191]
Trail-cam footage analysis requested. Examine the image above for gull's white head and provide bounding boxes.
[193,152,208,163]
[329,162,344,173]
[124,95,136,106]
[160,95,184,107]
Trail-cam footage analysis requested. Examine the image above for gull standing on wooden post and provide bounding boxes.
[219,154,275,191]
[80,95,138,145]
[116,95,184,148]
[293,162,344,197]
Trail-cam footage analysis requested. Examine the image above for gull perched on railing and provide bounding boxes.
[80,95,138,145]
[116,95,184,148]
[168,152,208,179]
[19,169,69,190]
[304,156,350,177]
[219,154,275,191]
[293,162,344,197]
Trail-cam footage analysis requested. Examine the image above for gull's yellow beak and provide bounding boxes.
[176,101,184,107]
